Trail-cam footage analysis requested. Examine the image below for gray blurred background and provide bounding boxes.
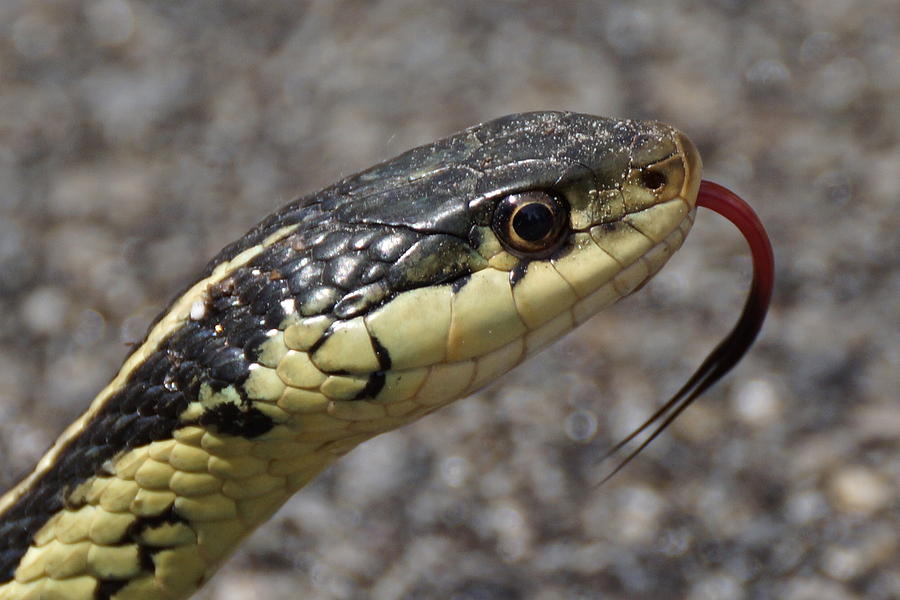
[1,1,898,599]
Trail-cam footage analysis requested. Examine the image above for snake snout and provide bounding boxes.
[676,131,703,206]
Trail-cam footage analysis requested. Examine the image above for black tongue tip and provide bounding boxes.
[598,180,775,485]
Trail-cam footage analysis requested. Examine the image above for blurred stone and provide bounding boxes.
[781,576,855,600]
[688,573,744,600]
[611,485,665,545]
[731,378,782,426]
[603,6,656,57]
[745,58,791,89]
[564,409,598,442]
[85,0,135,47]
[440,455,471,488]
[12,11,60,59]
[785,489,829,524]
[814,57,868,111]
[828,467,892,514]
[20,286,69,336]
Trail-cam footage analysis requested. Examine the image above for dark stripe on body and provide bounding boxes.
[0,246,309,581]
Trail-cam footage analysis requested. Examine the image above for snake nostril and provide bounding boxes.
[640,170,667,191]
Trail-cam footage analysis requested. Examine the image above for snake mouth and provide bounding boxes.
[676,131,703,207]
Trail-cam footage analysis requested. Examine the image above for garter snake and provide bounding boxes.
[0,111,702,599]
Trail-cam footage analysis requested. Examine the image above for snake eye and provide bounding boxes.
[493,191,569,256]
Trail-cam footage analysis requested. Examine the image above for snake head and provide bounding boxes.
[273,112,703,413]
[449,112,703,356]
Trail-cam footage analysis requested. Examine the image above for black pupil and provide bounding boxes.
[513,203,554,241]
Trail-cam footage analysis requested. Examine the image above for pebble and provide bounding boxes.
[731,378,781,426]
[828,467,892,514]
[20,286,69,336]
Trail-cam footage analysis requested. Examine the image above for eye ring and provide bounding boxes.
[492,191,569,257]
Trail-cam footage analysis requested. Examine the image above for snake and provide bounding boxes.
[0,111,706,599]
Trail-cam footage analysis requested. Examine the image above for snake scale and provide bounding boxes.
[0,111,703,599]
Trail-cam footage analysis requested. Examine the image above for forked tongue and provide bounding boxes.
[599,180,775,484]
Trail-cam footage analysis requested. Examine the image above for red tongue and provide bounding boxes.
[599,180,775,484]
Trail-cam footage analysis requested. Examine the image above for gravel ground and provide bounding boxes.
[1,2,898,599]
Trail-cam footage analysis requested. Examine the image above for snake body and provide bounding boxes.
[0,112,701,599]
